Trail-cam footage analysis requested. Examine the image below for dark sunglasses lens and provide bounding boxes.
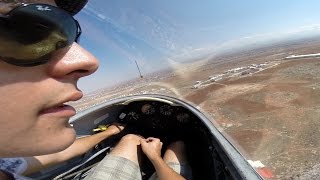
[0,4,79,66]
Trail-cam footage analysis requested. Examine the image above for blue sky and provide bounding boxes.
[74,0,320,93]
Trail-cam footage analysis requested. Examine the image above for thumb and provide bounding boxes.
[140,139,147,146]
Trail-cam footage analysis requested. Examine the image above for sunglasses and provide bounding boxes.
[0,3,81,67]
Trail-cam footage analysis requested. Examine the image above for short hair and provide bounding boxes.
[55,0,88,15]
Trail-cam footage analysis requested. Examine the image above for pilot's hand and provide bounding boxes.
[140,137,163,161]
[106,123,125,136]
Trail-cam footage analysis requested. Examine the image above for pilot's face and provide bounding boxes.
[0,0,99,157]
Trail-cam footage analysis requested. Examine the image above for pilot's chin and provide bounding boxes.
[44,128,76,155]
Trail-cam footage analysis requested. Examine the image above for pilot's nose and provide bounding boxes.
[47,43,99,79]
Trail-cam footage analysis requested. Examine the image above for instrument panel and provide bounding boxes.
[117,101,194,142]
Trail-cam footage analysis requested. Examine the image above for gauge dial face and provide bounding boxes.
[127,111,139,121]
[160,104,173,116]
[152,118,163,129]
[176,113,190,123]
[141,104,156,115]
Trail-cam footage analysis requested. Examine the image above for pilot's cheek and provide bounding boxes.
[46,43,99,79]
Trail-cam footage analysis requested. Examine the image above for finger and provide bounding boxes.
[140,139,145,143]
[107,124,123,131]
[153,138,161,143]
[147,137,161,142]
[140,139,148,146]
[115,125,123,132]
[112,122,126,128]
[146,137,155,142]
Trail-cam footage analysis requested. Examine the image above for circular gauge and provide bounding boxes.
[141,104,156,115]
[160,104,173,116]
[127,111,139,121]
[152,118,162,129]
[176,113,190,123]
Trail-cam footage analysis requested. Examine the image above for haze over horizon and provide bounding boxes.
[74,0,320,94]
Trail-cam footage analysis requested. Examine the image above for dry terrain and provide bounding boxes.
[185,58,320,179]
[70,37,320,179]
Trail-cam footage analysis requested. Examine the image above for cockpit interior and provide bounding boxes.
[29,95,261,180]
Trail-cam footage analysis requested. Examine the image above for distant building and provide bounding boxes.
[284,53,320,60]
[209,75,223,82]
[241,70,250,76]
[192,81,202,89]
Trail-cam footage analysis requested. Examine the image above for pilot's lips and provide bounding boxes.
[39,105,76,117]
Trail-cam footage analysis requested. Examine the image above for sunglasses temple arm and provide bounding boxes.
[75,20,81,43]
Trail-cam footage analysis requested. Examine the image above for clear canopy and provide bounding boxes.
[72,1,320,179]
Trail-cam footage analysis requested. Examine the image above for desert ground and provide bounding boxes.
[70,37,320,179]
